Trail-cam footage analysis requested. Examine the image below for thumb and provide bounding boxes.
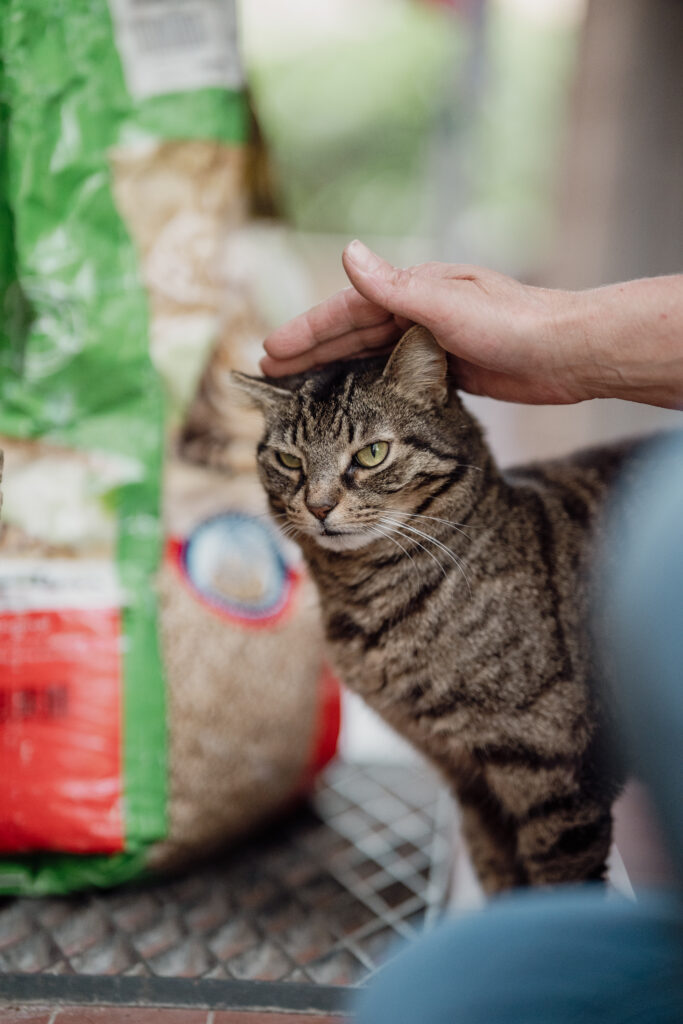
[342,240,440,327]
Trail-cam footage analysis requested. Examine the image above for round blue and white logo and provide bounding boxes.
[181,513,297,625]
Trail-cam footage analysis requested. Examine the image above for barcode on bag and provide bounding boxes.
[108,0,244,100]
[131,11,209,52]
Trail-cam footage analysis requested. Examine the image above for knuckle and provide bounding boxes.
[389,265,412,289]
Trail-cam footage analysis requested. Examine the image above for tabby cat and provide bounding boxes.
[232,326,635,893]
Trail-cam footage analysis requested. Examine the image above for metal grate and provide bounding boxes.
[0,762,453,1011]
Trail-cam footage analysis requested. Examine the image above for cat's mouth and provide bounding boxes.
[312,524,375,552]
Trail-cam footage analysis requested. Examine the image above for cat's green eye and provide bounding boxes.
[277,451,302,470]
[354,441,389,468]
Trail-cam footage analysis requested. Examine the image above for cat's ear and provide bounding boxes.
[382,325,448,404]
[230,371,292,415]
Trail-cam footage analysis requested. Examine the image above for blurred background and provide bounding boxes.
[235,0,682,760]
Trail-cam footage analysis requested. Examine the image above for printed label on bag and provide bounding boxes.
[168,512,300,628]
[0,561,125,854]
[108,0,245,100]
[0,558,124,612]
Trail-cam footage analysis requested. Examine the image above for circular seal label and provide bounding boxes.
[175,512,298,627]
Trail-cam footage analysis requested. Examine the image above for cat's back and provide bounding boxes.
[503,432,671,521]
[497,431,679,615]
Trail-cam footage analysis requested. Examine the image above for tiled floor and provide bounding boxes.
[0,763,451,1020]
[3,767,666,1024]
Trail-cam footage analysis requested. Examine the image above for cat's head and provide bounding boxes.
[232,326,483,552]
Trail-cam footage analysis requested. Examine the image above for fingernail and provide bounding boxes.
[346,239,382,273]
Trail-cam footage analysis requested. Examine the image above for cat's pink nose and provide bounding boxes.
[307,502,336,521]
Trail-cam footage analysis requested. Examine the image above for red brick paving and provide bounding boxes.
[0,1010,53,1024]
[56,1009,207,1023]
[213,1015,345,1024]
[0,1008,346,1024]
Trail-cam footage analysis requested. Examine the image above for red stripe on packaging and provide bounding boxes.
[300,663,341,791]
[0,609,124,853]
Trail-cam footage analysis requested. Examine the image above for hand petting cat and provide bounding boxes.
[261,241,683,411]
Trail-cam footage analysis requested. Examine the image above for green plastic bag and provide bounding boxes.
[0,0,249,893]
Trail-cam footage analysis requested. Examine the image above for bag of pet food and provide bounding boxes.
[0,0,338,894]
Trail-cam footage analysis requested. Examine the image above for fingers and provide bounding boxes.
[342,241,445,329]
[261,241,474,377]
[263,286,395,361]
[260,320,402,377]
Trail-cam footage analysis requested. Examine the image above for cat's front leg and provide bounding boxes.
[481,757,613,885]
[453,773,527,894]
[514,796,613,885]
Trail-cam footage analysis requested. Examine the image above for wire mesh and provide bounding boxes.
[0,762,453,999]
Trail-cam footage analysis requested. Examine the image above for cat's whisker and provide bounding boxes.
[366,523,423,578]
[381,515,471,568]
[251,509,289,521]
[398,520,473,588]
[384,508,476,540]
[377,519,448,579]
[379,516,472,596]
[277,523,302,543]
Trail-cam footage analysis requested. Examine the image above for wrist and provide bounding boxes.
[529,286,597,403]
[537,277,683,409]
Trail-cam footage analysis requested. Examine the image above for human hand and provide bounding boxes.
[260,241,683,409]
[260,241,588,404]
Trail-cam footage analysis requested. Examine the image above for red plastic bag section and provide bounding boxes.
[0,609,125,854]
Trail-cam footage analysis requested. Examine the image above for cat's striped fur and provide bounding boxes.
[232,326,636,892]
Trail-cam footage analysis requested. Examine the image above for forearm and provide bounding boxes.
[546,275,683,409]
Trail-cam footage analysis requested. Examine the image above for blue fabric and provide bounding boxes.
[355,434,683,1024]
[605,435,683,879]
[356,888,683,1024]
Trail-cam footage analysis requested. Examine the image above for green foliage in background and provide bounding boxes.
[248,4,461,236]
[245,1,581,273]
[468,3,581,270]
